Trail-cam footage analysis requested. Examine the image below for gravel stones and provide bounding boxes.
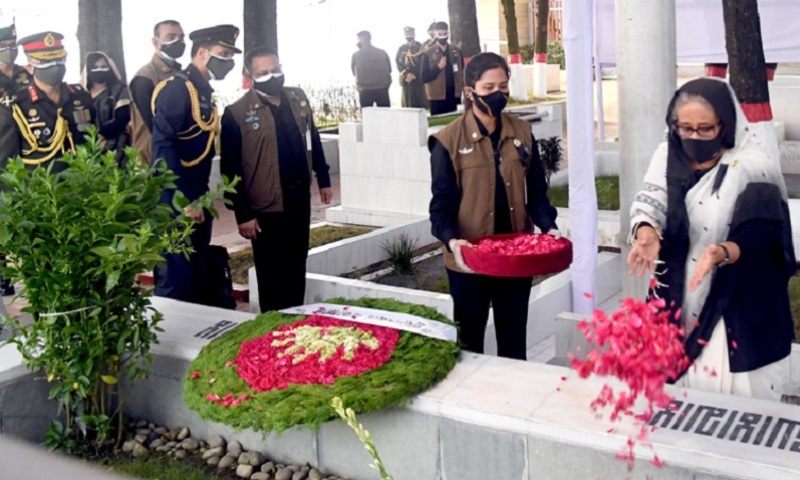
[218,454,237,469]
[202,446,224,460]
[131,443,149,458]
[207,434,226,449]
[181,438,200,451]
[236,464,254,478]
[120,419,341,479]
[275,468,294,480]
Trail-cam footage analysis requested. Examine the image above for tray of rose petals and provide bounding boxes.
[461,233,572,277]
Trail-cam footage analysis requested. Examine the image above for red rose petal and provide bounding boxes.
[190,371,201,379]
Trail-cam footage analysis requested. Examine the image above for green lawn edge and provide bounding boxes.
[183,297,461,434]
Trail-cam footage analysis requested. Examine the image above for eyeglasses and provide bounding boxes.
[674,123,721,139]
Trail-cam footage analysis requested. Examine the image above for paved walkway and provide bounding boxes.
[210,175,342,252]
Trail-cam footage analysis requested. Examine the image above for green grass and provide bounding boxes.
[428,115,460,127]
[228,225,373,285]
[103,456,219,480]
[790,274,800,341]
[547,176,620,211]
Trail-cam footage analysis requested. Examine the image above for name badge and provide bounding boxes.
[453,63,459,72]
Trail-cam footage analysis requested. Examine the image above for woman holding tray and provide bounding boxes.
[428,52,559,360]
[628,77,795,400]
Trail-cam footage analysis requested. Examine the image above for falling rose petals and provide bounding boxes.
[697,338,708,346]
[570,296,688,471]
[584,292,594,299]
[731,340,738,350]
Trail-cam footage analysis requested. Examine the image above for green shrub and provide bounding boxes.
[538,136,563,184]
[520,42,565,69]
[0,132,236,452]
[381,234,418,274]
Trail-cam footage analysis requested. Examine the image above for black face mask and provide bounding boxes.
[254,74,284,97]
[473,90,508,119]
[405,36,414,42]
[34,64,66,86]
[206,54,234,80]
[160,39,186,60]
[680,134,725,164]
[356,42,363,49]
[437,37,448,46]
[88,68,114,84]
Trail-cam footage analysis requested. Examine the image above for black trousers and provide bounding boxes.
[429,97,459,116]
[358,88,391,108]
[154,215,213,304]
[447,269,533,360]
[252,196,311,313]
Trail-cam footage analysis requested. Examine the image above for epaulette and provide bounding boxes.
[28,85,39,103]
[0,92,16,109]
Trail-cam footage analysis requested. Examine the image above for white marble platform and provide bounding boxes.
[4,297,800,479]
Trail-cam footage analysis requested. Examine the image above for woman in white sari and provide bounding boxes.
[627,77,795,401]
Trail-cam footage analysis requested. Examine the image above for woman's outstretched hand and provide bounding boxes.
[627,225,661,277]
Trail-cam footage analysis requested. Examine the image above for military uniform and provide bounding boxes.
[0,32,94,173]
[420,22,464,115]
[150,24,241,305]
[0,24,31,97]
[0,64,31,97]
[395,27,428,109]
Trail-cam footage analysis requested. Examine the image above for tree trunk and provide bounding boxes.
[77,0,126,81]
[448,0,481,58]
[722,0,770,122]
[534,0,549,57]
[501,0,520,56]
[243,0,278,53]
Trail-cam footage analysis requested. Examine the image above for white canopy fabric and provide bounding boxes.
[564,0,598,314]
[597,0,800,66]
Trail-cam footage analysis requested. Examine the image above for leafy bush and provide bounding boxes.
[0,133,236,452]
[520,42,565,69]
[547,42,566,69]
[538,136,563,184]
[382,234,418,274]
[301,82,362,128]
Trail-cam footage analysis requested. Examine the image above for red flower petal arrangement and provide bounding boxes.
[235,315,399,393]
[462,233,572,277]
[570,296,689,470]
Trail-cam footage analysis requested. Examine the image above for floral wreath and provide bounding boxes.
[183,297,461,432]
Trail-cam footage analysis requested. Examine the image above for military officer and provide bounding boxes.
[150,24,241,304]
[395,26,428,109]
[420,21,464,115]
[129,19,185,164]
[0,31,95,173]
[423,21,437,50]
[0,23,31,97]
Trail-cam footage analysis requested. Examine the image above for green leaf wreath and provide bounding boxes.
[183,297,460,432]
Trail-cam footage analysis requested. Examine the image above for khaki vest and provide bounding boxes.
[433,111,534,271]
[423,43,464,101]
[130,54,180,164]
[224,87,314,213]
